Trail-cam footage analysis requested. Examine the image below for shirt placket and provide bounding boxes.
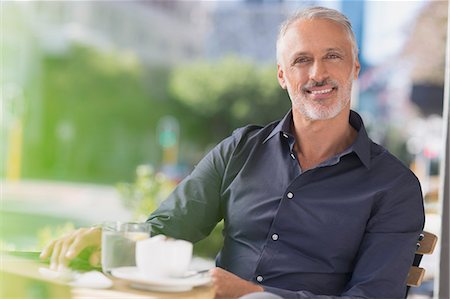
[282,132,301,173]
[252,131,301,284]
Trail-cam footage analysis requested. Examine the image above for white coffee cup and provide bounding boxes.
[135,235,193,278]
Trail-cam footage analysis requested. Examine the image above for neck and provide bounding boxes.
[291,108,356,171]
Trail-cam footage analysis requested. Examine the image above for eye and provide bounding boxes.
[325,53,342,60]
[293,56,312,65]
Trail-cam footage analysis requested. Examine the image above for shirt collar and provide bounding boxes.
[348,110,371,169]
[262,109,294,143]
[263,109,372,169]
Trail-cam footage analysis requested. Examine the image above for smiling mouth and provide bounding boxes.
[306,87,336,96]
[309,88,333,94]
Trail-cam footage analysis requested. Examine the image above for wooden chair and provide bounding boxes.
[405,231,438,296]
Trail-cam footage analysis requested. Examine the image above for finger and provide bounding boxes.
[40,239,56,260]
[89,250,101,267]
[65,231,87,259]
[66,228,98,259]
[50,239,63,270]
[57,236,75,270]
[50,231,77,270]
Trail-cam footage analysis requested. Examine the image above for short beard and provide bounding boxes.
[289,75,354,121]
[293,92,349,121]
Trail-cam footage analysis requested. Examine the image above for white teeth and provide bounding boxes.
[310,88,333,94]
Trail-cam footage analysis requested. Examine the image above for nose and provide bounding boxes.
[309,60,329,83]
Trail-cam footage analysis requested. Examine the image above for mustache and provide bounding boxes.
[302,79,338,91]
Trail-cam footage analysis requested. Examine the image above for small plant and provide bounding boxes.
[117,164,177,222]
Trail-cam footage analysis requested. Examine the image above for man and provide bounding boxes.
[41,7,425,299]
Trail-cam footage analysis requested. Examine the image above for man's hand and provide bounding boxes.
[39,227,101,271]
[210,267,264,299]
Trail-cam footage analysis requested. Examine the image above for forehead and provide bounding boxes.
[279,19,353,55]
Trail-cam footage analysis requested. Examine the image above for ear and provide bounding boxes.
[353,58,361,80]
[277,64,287,89]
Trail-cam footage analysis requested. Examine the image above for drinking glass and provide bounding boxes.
[101,222,151,274]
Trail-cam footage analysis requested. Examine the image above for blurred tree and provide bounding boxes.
[117,165,177,222]
[21,49,290,184]
[22,45,173,183]
[169,56,290,146]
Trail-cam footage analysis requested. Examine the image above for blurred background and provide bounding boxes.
[1,0,448,297]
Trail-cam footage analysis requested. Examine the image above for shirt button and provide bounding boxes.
[290,153,296,160]
[287,192,294,199]
[272,233,279,241]
[282,133,289,138]
[256,275,263,282]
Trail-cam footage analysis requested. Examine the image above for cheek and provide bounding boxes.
[285,70,308,90]
[331,70,354,88]
[285,79,302,95]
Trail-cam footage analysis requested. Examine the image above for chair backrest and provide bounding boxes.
[406,231,438,288]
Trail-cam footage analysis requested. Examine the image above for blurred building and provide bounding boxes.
[403,1,448,117]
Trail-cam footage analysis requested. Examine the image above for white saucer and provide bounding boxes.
[110,267,211,292]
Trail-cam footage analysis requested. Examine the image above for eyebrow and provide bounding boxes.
[291,51,309,57]
[325,47,345,54]
[290,47,345,58]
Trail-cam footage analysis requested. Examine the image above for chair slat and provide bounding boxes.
[416,231,437,255]
[405,231,438,298]
[407,266,425,287]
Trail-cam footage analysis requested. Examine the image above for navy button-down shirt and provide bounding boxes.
[148,110,425,298]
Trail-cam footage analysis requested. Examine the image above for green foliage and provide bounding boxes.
[169,56,290,145]
[21,47,290,183]
[117,165,177,222]
[22,45,174,183]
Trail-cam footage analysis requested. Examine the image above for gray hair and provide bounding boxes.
[276,6,359,62]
